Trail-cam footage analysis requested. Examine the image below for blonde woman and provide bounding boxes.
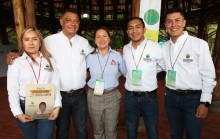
[7,27,62,139]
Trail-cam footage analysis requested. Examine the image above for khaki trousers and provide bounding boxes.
[87,88,122,139]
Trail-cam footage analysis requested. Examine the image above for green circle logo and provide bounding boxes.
[186,54,190,58]
[144,9,159,25]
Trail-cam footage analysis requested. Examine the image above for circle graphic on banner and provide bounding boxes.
[144,9,159,25]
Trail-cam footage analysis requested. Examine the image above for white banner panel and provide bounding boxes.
[139,0,161,42]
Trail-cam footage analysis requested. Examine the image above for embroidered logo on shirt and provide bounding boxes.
[146,54,150,58]
[183,54,193,63]
[111,60,116,65]
[143,54,152,62]
[186,54,190,58]
[80,49,86,55]
[44,64,52,72]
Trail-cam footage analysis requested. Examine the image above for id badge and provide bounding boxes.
[167,70,176,88]
[94,79,105,95]
[132,70,142,86]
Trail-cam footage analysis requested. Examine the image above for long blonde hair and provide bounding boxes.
[19,27,54,71]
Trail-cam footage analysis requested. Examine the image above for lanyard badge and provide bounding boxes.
[167,38,188,88]
[132,70,142,86]
[94,79,105,95]
[94,51,110,95]
[167,70,176,88]
[130,42,147,86]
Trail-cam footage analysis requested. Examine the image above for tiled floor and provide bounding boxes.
[1,75,220,139]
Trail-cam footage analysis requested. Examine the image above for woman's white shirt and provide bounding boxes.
[7,52,62,116]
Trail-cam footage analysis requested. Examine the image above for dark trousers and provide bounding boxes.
[124,90,159,139]
[165,88,202,139]
[56,88,88,139]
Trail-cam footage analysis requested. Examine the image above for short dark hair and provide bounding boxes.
[91,26,112,54]
[62,9,79,17]
[127,17,145,29]
[39,102,46,107]
[165,8,185,20]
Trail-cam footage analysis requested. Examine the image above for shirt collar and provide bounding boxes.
[170,31,188,45]
[21,51,43,60]
[60,31,76,42]
[95,46,114,54]
[128,37,147,48]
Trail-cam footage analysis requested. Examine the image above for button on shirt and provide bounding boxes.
[7,52,62,116]
[44,31,94,91]
[123,38,165,92]
[86,48,126,90]
[162,31,216,103]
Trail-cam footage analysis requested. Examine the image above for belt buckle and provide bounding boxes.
[67,90,74,93]
[68,89,79,97]
[20,96,25,101]
[133,91,142,96]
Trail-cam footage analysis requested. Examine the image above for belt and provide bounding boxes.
[128,89,156,97]
[19,96,25,101]
[88,87,117,94]
[167,88,201,96]
[61,88,83,97]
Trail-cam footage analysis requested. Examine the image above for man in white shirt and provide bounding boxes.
[162,8,216,139]
[7,9,94,139]
[123,17,164,139]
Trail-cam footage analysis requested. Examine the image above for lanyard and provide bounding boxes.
[26,57,42,84]
[169,38,188,70]
[131,42,147,70]
[97,51,111,79]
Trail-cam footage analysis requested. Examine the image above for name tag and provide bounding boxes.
[132,70,142,86]
[167,70,176,88]
[94,79,105,95]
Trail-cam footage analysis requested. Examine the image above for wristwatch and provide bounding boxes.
[200,102,210,107]
[15,115,18,118]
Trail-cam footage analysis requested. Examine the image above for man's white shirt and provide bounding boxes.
[123,38,165,92]
[162,31,216,103]
[44,31,94,91]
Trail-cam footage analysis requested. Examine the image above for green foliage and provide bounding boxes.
[110,31,124,49]
[208,24,217,51]
[81,30,124,50]
[159,29,168,41]
[117,14,124,20]
[81,30,94,46]
[7,28,17,45]
[41,29,52,38]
